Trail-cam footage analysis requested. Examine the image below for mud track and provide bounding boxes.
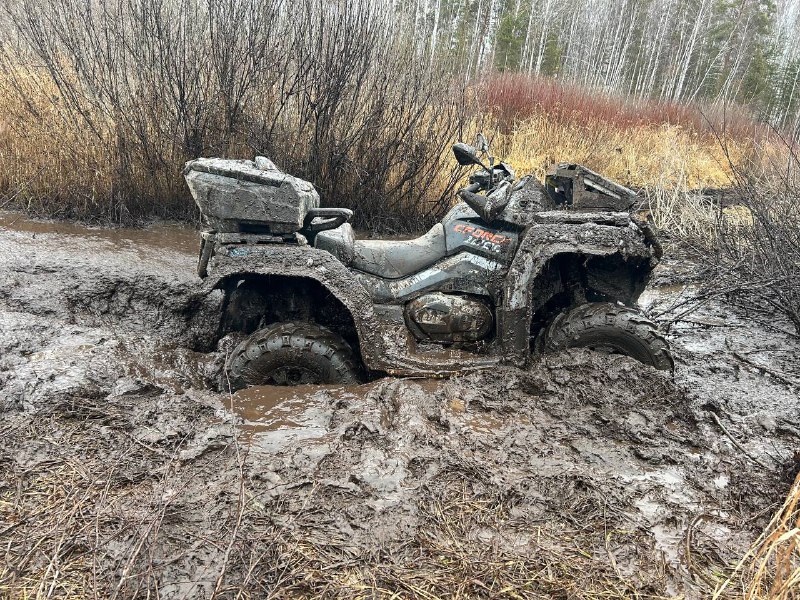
[0,213,798,598]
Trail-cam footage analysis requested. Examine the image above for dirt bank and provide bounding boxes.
[0,212,798,598]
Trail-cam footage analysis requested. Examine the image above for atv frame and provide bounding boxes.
[187,143,671,386]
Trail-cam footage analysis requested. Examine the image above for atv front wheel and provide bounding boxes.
[226,321,361,389]
[536,302,674,371]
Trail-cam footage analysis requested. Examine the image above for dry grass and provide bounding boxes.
[0,67,120,219]
[0,416,669,600]
[484,112,761,242]
[0,60,466,229]
[206,477,674,600]
[493,114,739,190]
[714,472,800,599]
[0,55,782,238]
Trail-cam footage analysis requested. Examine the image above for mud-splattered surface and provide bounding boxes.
[1,212,798,598]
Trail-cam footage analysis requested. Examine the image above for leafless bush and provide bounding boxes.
[0,0,468,229]
[715,143,800,334]
[246,0,468,231]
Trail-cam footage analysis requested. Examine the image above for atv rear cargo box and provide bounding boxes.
[545,163,637,211]
[185,157,320,235]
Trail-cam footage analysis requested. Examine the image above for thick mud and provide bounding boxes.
[1,212,798,598]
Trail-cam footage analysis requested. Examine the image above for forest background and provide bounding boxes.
[0,0,797,232]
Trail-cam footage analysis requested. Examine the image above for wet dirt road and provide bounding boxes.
[0,212,798,598]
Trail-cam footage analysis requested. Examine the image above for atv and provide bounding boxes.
[184,138,673,389]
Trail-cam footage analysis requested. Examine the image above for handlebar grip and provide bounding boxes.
[458,188,490,218]
[458,188,509,223]
[459,189,488,207]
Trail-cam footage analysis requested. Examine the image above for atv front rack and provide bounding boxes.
[545,163,638,211]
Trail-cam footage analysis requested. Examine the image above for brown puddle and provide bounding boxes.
[0,210,200,255]
[232,379,446,431]
[232,384,335,432]
[0,212,418,256]
[230,382,378,453]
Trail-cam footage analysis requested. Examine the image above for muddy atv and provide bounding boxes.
[184,142,672,389]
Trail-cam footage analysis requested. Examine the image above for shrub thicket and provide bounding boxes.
[713,141,800,335]
[0,0,785,239]
[0,0,467,230]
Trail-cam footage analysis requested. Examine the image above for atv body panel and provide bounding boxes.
[201,244,503,376]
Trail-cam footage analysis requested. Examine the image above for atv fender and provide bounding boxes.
[199,245,387,371]
[499,218,657,362]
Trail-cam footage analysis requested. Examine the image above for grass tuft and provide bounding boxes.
[714,472,800,599]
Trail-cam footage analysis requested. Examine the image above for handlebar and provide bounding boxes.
[458,186,509,223]
[458,188,490,214]
[457,160,516,223]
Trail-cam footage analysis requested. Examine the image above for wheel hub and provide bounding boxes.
[269,365,321,386]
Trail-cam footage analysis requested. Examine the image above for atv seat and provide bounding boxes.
[315,223,448,279]
[314,222,357,264]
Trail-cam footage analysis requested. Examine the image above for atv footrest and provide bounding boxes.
[212,232,306,245]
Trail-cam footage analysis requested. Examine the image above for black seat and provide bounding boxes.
[315,223,448,279]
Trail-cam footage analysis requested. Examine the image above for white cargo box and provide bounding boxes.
[184,157,320,235]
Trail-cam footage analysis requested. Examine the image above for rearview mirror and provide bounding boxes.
[452,143,482,167]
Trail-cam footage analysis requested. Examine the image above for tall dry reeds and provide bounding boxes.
[0,0,468,229]
[714,472,800,599]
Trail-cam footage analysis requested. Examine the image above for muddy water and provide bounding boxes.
[0,210,200,255]
[232,278,799,457]
[231,384,346,452]
[1,214,799,598]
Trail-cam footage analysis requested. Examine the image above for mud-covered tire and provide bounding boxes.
[226,321,361,389]
[536,302,674,371]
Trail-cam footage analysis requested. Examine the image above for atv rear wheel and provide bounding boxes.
[226,321,361,389]
[536,302,674,371]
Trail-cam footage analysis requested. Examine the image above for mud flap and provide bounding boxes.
[197,231,215,278]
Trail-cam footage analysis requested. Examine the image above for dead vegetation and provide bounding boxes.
[218,484,665,599]
[0,396,235,599]
[659,139,800,339]
[0,0,467,230]
[715,472,800,600]
[0,398,678,600]
[0,0,783,234]
[712,145,800,336]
